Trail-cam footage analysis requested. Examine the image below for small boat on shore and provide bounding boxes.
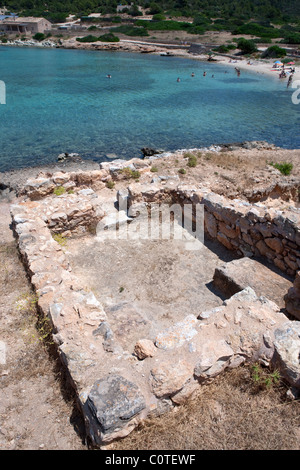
[160,52,174,57]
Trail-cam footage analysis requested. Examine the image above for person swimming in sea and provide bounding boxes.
[203,71,206,76]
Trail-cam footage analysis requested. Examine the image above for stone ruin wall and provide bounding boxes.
[127,183,300,318]
[9,167,300,447]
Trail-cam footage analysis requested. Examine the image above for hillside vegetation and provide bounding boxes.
[1,0,300,25]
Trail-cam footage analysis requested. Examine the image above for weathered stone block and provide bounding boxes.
[87,375,146,435]
[217,232,233,250]
[204,211,217,238]
[155,315,198,350]
[194,339,234,379]
[134,339,157,360]
[265,237,283,254]
[213,257,292,307]
[272,322,300,389]
[150,360,194,398]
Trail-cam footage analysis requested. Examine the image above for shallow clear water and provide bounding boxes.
[0,46,299,172]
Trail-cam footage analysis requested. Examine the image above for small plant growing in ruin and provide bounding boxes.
[16,292,53,346]
[178,168,186,174]
[121,167,141,180]
[106,180,115,189]
[53,186,66,196]
[251,363,281,390]
[151,166,158,172]
[52,233,67,247]
[187,154,197,167]
[269,161,293,176]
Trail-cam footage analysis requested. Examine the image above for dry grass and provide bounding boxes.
[0,231,86,450]
[113,366,300,451]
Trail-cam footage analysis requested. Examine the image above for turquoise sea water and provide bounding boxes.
[0,46,299,172]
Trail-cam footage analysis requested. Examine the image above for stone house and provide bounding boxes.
[0,17,52,34]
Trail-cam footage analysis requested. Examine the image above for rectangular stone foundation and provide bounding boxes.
[9,170,300,447]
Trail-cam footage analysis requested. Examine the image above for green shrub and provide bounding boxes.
[152,13,166,21]
[98,33,119,42]
[253,37,272,44]
[151,166,158,172]
[187,154,197,167]
[33,32,45,41]
[148,2,163,15]
[281,33,300,44]
[193,14,212,27]
[251,363,281,390]
[261,45,287,58]
[269,161,293,175]
[214,44,234,53]
[106,180,115,189]
[128,5,143,16]
[237,38,258,54]
[53,186,66,196]
[178,168,186,174]
[233,22,281,39]
[111,25,149,37]
[121,167,141,180]
[76,35,98,43]
[136,19,191,31]
[189,25,206,35]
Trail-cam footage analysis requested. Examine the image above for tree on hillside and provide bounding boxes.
[237,37,258,54]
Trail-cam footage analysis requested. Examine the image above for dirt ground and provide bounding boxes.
[66,221,236,353]
[0,195,86,451]
[142,146,300,204]
[0,145,300,451]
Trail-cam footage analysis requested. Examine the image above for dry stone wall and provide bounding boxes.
[127,183,300,277]
[9,171,300,447]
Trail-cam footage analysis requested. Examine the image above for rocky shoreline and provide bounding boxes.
[0,140,286,196]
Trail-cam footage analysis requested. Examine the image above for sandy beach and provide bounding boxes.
[3,34,300,83]
[59,35,300,84]
[210,54,300,81]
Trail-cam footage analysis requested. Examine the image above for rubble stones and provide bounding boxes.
[134,339,157,360]
[22,169,109,200]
